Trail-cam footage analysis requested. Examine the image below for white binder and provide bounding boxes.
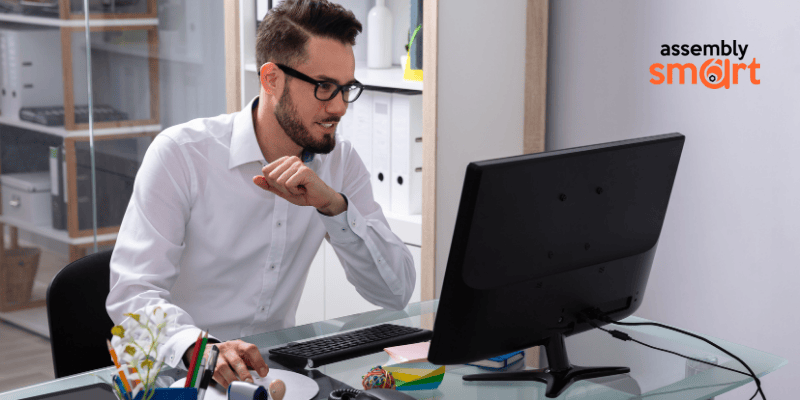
[337,102,354,143]
[390,93,423,215]
[0,26,63,119]
[371,92,392,212]
[0,31,6,116]
[351,91,373,173]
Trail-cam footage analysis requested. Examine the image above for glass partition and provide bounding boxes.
[0,3,226,391]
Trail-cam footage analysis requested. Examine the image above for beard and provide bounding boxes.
[274,84,337,154]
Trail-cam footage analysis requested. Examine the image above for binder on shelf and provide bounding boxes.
[49,145,67,230]
[350,91,373,173]
[337,102,354,144]
[390,93,423,215]
[74,144,140,231]
[371,92,392,212]
[0,30,5,117]
[0,26,63,120]
[0,28,18,119]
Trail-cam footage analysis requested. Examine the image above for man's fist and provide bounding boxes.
[253,155,346,216]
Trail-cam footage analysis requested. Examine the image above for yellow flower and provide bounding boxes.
[125,345,136,356]
[111,325,126,338]
[140,359,154,369]
[124,313,141,323]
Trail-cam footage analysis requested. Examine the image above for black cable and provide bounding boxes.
[583,315,765,400]
[328,388,362,400]
[594,323,750,378]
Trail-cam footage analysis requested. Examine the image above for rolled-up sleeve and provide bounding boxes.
[318,147,416,310]
[106,135,217,369]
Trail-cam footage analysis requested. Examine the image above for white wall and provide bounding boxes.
[435,0,528,295]
[547,1,799,398]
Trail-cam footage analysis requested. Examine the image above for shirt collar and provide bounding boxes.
[228,96,316,170]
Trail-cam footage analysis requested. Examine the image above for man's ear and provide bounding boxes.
[259,62,282,96]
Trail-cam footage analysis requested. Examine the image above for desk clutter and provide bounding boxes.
[172,370,317,400]
[381,364,444,392]
[105,306,195,400]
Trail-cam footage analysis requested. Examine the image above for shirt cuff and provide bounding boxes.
[318,193,366,243]
[163,327,221,370]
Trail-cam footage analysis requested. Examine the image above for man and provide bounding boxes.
[106,0,415,388]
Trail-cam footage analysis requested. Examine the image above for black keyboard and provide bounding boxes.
[269,324,433,368]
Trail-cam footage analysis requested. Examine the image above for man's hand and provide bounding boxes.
[185,340,269,389]
[253,155,347,216]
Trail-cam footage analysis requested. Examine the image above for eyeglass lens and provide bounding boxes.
[316,82,363,103]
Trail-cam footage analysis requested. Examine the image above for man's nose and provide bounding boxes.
[326,91,348,115]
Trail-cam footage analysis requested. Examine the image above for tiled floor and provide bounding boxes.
[0,321,54,393]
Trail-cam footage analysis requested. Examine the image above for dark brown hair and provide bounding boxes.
[256,0,362,70]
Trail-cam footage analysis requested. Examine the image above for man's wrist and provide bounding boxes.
[183,339,221,367]
[317,192,348,216]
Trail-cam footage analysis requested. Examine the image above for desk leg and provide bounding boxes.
[69,245,87,263]
[9,226,18,250]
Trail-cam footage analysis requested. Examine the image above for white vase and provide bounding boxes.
[367,0,393,69]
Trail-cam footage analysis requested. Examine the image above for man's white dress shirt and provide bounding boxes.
[106,97,415,369]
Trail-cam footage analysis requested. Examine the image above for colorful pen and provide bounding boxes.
[107,340,132,394]
[113,374,130,400]
[194,352,208,389]
[197,345,220,400]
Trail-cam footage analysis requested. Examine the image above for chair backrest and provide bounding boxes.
[46,249,115,378]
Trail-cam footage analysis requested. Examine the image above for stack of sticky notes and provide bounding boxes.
[384,341,430,364]
[383,363,445,391]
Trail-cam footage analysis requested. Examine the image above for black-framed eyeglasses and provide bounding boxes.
[275,63,364,103]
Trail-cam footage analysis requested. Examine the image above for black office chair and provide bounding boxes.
[46,249,115,378]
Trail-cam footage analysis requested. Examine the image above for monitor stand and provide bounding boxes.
[462,333,630,398]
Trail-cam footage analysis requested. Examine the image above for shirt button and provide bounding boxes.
[270,264,276,270]
[261,306,265,311]
[351,221,356,227]
[277,222,282,227]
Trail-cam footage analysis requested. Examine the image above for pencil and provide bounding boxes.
[184,331,204,388]
[190,332,209,388]
[107,339,132,394]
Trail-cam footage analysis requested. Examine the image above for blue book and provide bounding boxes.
[466,350,525,370]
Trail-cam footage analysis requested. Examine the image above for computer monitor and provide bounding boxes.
[427,133,685,398]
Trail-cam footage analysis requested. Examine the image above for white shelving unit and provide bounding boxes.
[0,214,117,246]
[0,11,163,316]
[0,13,158,28]
[0,114,161,138]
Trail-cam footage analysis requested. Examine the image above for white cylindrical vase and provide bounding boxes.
[367,0,393,69]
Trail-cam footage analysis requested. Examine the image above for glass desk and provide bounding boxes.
[0,300,786,400]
